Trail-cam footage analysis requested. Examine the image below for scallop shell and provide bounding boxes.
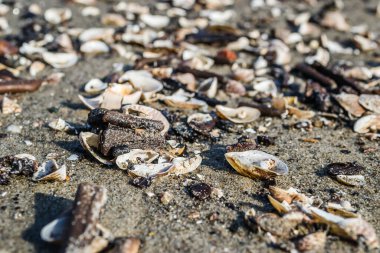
[42,52,78,69]
[44,8,72,25]
[32,160,67,182]
[128,163,174,178]
[140,14,170,29]
[171,155,202,175]
[333,93,365,117]
[79,132,112,165]
[80,40,109,55]
[115,149,159,170]
[358,94,380,113]
[122,104,170,135]
[216,105,260,124]
[353,114,380,133]
[225,150,288,179]
[84,79,107,95]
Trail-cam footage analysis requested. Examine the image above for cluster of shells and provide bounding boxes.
[0,0,379,252]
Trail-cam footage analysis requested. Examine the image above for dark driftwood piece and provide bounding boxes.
[294,63,337,90]
[63,183,108,253]
[102,111,164,132]
[0,79,43,93]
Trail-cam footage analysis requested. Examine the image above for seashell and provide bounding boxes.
[358,95,380,113]
[227,37,250,51]
[197,77,218,98]
[170,155,202,176]
[140,14,170,29]
[78,94,102,109]
[151,67,173,79]
[252,77,277,96]
[164,94,207,110]
[296,231,326,253]
[186,55,214,71]
[122,104,170,135]
[48,118,73,132]
[1,96,21,114]
[172,0,195,9]
[44,8,72,25]
[187,113,215,134]
[333,93,365,117]
[232,68,255,83]
[115,149,159,170]
[255,213,298,238]
[268,39,291,65]
[225,80,246,96]
[29,61,45,76]
[32,160,67,182]
[336,175,365,187]
[216,105,260,124]
[42,52,78,69]
[128,163,174,178]
[225,150,288,179]
[121,29,158,46]
[326,162,364,176]
[84,79,107,95]
[287,106,315,119]
[79,28,115,43]
[321,34,353,55]
[305,48,330,66]
[353,114,380,133]
[56,33,74,51]
[40,213,70,243]
[326,200,359,218]
[175,73,196,91]
[80,40,109,55]
[268,195,292,214]
[344,67,372,81]
[122,91,142,105]
[129,76,162,99]
[320,10,349,31]
[353,35,377,52]
[79,132,112,165]
[101,13,127,27]
[81,6,100,17]
[200,10,234,24]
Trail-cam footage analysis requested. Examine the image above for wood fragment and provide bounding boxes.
[0,79,43,94]
[294,63,337,89]
[102,111,164,132]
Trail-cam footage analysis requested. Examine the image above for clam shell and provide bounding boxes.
[216,105,260,124]
[225,150,288,179]
[78,94,102,109]
[122,104,170,135]
[140,14,170,29]
[42,52,78,69]
[32,160,67,182]
[122,91,142,105]
[333,93,365,117]
[326,201,359,218]
[287,106,315,119]
[44,8,72,25]
[80,40,109,55]
[358,94,380,113]
[336,175,365,187]
[171,155,202,175]
[120,71,163,99]
[353,114,380,133]
[268,195,292,214]
[197,77,218,98]
[40,213,70,243]
[79,132,112,165]
[48,118,72,132]
[225,79,246,96]
[115,149,159,170]
[79,28,115,43]
[320,10,349,32]
[164,94,207,110]
[84,79,107,95]
[128,163,174,178]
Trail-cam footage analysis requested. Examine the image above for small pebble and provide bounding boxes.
[211,187,224,199]
[189,183,212,200]
[6,124,22,134]
[67,154,79,161]
[24,140,33,146]
[160,191,173,205]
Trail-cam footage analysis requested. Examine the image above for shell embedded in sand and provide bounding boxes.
[115,149,159,170]
[171,155,202,175]
[353,114,380,133]
[32,160,67,182]
[79,132,112,165]
[225,150,288,179]
[128,163,174,178]
[42,52,78,69]
[216,105,260,124]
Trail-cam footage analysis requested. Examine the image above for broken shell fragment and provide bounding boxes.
[42,52,78,69]
[128,163,174,178]
[40,213,70,243]
[225,150,288,179]
[336,175,365,187]
[32,160,67,182]
[44,8,72,25]
[1,96,21,114]
[216,105,260,123]
[353,114,380,133]
[84,79,107,95]
[79,132,112,165]
[164,94,207,110]
[326,162,365,187]
[268,195,292,214]
[358,95,380,113]
[334,93,365,117]
[48,118,74,132]
[115,149,159,170]
[80,40,109,55]
[197,77,218,98]
[320,10,349,32]
[187,113,215,134]
[140,14,170,29]
[326,200,359,218]
[171,155,202,175]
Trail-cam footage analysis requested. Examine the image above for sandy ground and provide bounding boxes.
[0,0,380,252]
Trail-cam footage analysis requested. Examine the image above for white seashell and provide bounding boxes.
[116,149,159,170]
[227,37,250,51]
[216,105,260,124]
[336,175,365,187]
[225,150,288,179]
[121,29,157,46]
[333,93,365,117]
[269,39,291,65]
[80,40,109,55]
[78,94,102,109]
[32,160,67,182]
[305,48,330,66]
[128,75,163,99]
[326,201,359,218]
[353,114,380,133]
[353,35,378,52]
[173,0,195,9]
[29,61,45,76]
[320,10,349,32]
[171,155,202,175]
[164,94,207,110]
[140,14,170,29]
[197,77,218,98]
[1,96,21,114]
[79,132,112,165]
[128,163,174,178]
[42,52,78,69]
[358,95,380,113]
[48,118,73,132]
[200,10,234,24]
[344,67,372,81]
[268,195,292,214]
[40,214,70,243]
[122,91,142,105]
[14,154,36,161]
[252,78,277,96]
[79,28,115,43]
[101,13,127,27]
[321,34,354,55]
[84,78,107,95]
[122,104,170,135]
[81,6,100,17]
[44,8,72,25]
